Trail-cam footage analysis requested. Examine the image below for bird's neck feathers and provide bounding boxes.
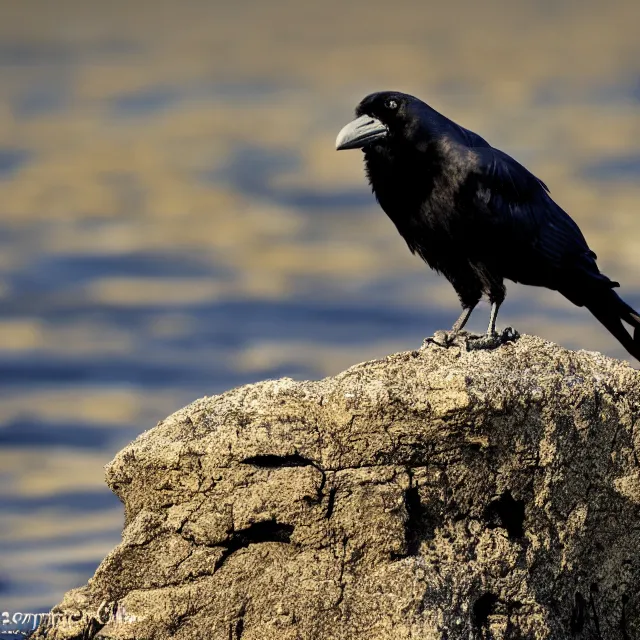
[363,142,424,184]
[362,127,481,217]
[362,141,439,220]
[361,130,444,183]
[413,102,491,150]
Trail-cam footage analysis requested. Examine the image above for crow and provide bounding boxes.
[336,91,640,360]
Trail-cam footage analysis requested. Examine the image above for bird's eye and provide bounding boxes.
[385,99,398,110]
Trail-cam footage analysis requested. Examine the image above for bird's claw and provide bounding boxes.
[424,327,519,351]
[424,330,452,348]
[423,329,479,349]
[466,327,519,351]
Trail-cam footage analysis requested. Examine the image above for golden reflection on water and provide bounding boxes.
[1,0,639,613]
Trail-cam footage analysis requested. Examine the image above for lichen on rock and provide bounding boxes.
[33,335,640,639]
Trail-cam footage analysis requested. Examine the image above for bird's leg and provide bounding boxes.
[449,305,474,338]
[487,299,500,335]
[426,303,479,348]
[467,298,519,351]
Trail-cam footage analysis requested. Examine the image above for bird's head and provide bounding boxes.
[335,91,424,151]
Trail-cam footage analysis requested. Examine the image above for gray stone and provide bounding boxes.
[33,335,640,639]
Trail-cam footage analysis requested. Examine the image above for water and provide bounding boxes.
[0,0,639,619]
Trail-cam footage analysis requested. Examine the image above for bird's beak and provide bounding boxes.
[336,115,388,150]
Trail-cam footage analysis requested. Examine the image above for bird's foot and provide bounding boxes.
[466,327,519,351]
[424,329,480,349]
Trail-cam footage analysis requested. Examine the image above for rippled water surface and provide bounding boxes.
[1,0,640,617]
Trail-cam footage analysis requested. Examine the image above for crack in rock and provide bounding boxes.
[214,520,295,571]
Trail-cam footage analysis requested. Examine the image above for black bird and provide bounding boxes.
[336,91,640,360]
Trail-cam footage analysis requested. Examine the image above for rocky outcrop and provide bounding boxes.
[33,335,640,639]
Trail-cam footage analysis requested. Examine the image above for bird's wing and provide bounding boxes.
[468,146,614,289]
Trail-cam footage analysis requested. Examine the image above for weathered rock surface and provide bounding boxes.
[34,335,640,639]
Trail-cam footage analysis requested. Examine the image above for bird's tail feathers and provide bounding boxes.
[585,290,640,361]
[628,311,640,345]
[615,296,640,342]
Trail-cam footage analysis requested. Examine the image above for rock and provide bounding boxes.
[33,335,640,640]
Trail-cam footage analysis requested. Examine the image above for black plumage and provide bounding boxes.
[336,91,640,359]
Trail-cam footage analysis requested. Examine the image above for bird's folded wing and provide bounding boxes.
[468,146,612,287]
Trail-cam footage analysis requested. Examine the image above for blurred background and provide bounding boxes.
[1,0,639,618]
